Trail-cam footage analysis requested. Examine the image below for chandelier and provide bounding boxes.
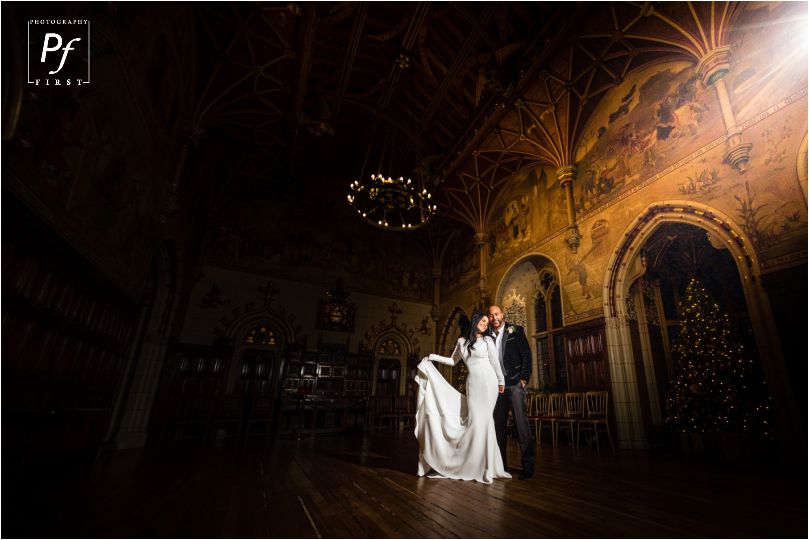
[347,174,436,230]
[346,125,437,231]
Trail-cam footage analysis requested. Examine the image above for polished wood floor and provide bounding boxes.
[6,431,806,538]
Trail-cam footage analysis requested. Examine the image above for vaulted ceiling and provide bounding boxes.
[185,2,745,235]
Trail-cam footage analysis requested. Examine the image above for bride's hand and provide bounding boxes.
[498,385,505,393]
[422,356,430,363]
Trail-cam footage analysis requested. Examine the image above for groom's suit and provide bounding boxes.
[491,323,536,475]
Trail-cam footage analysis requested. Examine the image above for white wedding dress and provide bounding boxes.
[414,336,511,484]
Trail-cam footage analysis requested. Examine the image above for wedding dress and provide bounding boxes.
[414,336,511,484]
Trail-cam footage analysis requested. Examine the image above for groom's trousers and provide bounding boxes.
[493,384,536,472]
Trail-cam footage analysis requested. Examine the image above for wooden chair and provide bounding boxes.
[543,392,565,448]
[555,392,585,448]
[577,391,615,451]
[528,393,555,447]
[244,395,275,439]
[209,394,245,440]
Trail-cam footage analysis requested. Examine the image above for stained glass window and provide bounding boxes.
[377,338,401,356]
[245,325,277,345]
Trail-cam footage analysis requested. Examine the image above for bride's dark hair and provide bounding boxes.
[465,311,488,356]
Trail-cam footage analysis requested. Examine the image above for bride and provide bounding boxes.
[414,312,511,484]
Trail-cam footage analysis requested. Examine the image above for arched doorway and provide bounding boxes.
[624,222,765,447]
[603,202,798,453]
[495,254,565,393]
[373,337,403,398]
[237,323,282,396]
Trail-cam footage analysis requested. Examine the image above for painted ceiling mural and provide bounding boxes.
[487,165,566,266]
[572,60,723,215]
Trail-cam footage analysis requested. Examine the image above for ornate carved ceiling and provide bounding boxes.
[187,1,566,217]
[185,2,746,235]
[444,1,744,232]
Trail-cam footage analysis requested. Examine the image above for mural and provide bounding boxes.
[488,165,566,264]
[672,106,808,261]
[206,201,432,302]
[573,61,722,214]
[560,218,611,317]
[442,234,479,294]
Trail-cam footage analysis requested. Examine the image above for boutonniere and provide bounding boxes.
[507,327,514,335]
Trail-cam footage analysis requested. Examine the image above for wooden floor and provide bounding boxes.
[6,431,806,538]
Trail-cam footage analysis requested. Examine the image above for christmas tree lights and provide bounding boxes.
[665,279,774,437]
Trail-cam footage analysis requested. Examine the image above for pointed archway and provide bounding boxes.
[602,201,798,453]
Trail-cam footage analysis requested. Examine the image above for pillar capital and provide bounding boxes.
[473,232,488,246]
[556,165,577,187]
[697,46,731,86]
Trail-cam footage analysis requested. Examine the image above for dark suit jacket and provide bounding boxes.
[493,323,532,386]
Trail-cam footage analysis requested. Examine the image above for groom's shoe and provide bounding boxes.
[518,469,534,480]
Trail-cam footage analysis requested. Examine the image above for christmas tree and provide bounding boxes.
[665,278,774,436]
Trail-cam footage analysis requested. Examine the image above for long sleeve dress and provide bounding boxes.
[414,336,511,484]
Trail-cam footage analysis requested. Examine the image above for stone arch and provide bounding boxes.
[363,319,420,396]
[494,252,564,321]
[494,253,564,384]
[602,200,797,452]
[226,310,295,346]
[219,303,297,393]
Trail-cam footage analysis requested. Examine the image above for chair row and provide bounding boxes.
[526,391,614,451]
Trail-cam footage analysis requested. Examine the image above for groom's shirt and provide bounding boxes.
[492,325,506,373]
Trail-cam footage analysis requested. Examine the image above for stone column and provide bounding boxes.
[474,232,490,306]
[604,315,649,450]
[633,282,662,425]
[557,165,581,253]
[697,47,752,173]
[161,123,205,221]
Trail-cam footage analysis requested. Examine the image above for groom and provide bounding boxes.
[488,305,536,480]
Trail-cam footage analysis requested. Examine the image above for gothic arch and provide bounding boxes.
[363,316,421,396]
[225,310,295,346]
[494,253,564,384]
[601,200,797,452]
[217,298,298,393]
[494,252,564,317]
